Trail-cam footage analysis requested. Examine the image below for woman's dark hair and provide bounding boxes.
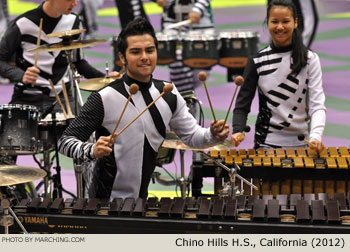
[266,0,308,75]
[117,17,158,58]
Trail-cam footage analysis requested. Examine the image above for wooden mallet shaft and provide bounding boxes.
[222,76,244,129]
[108,84,139,144]
[304,139,317,149]
[115,84,173,138]
[298,134,316,149]
[48,79,68,119]
[198,71,216,122]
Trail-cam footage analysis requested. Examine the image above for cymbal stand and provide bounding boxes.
[51,112,63,198]
[199,151,257,199]
[65,50,84,198]
[65,50,84,111]
[0,196,28,234]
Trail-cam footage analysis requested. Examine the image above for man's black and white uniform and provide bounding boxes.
[232,43,326,148]
[0,3,104,112]
[58,74,218,199]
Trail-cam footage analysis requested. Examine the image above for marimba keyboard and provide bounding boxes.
[210,146,350,169]
[3,194,350,233]
[191,147,350,197]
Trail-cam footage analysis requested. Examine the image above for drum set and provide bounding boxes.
[0,28,119,204]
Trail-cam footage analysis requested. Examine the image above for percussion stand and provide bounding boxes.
[199,151,257,199]
[42,149,53,198]
[65,49,84,199]
[0,194,28,234]
[38,113,76,199]
[65,49,84,113]
[179,149,188,199]
[50,112,63,198]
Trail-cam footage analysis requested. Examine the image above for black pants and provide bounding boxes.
[115,0,149,29]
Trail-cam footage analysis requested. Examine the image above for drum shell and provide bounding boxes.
[0,104,39,154]
[219,32,259,68]
[38,114,73,151]
[156,33,178,65]
[157,39,177,65]
[182,35,218,69]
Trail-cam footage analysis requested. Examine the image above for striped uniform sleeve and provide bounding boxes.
[192,0,211,17]
[58,92,104,160]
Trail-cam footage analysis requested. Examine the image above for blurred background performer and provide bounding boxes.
[231,0,326,152]
[0,0,9,84]
[58,17,229,200]
[115,0,150,29]
[0,0,9,38]
[80,0,104,39]
[152,0,214,99]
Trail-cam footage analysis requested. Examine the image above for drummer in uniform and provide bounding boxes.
[0,0,120,114]
[0,0,119,199]
[58,17,230,200]
[152,0,214,113]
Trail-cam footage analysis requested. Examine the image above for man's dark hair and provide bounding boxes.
[117,17,158,58]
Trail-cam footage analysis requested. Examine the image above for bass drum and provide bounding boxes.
[0,104,39,155]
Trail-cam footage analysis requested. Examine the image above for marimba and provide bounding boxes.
[191,147,350,197]
[4,195,350,234]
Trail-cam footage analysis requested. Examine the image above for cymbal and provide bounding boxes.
[0,165,46,186]
[79,77,121,91]
[27,39,106,53]
[45,29,86,38]
[162,131,234,151]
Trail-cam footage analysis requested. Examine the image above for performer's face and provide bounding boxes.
[119,34,157,83]
[268,6,297,47]
[48,0,78,16]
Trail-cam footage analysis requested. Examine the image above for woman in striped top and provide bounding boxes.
[231,0,326,152]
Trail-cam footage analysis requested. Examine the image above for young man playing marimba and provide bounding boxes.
[58,17,230,200]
